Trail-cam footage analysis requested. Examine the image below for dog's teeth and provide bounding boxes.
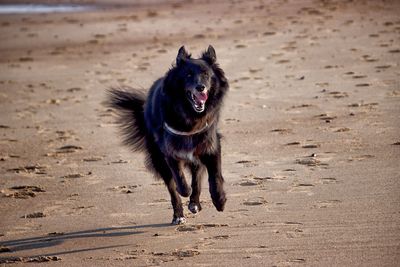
[189,92,205,112]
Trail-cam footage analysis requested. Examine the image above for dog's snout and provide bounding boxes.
[196,84,206,92]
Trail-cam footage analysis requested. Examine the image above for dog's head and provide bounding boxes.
[164,45,227,114]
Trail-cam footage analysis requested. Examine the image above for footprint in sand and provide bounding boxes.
[348,102,378,108]
[56,144,83,154]
[313,200,342,209]
[281,42,297,52]
[1,185,45,199]
[348,154,374,162]
[193,33,206,39]
[235,44,247,49]
[19,57,34,62]
[324,65,339,69]
[157,49,167,54]
[21,211,46,219]
[375,65,391,70]
[87,39,99,45]
[302,144,320,149]
[60,171,92,179]
[55,130,77,141]
[7,164,48,174]
[388,49,400,53]
[206,235,231,240]
[263,31,276,36]
[355,83,370,87]
[326,91,349,98]
[335,127,351,133]
[288,104,313,110]
[352,75,367,79]
[175,223,229,232]
[0,256,61,264]
[293,183,314,188]
[235,160,259,167]
[224,118,240,124]
[287,258,306,263]
[271,128,293,134]
[285,228,304,239]
[27,32,38,38]
[316,82,330,89]
[150,249,200,263]
[285,141,301,146]
[296,156,328,167]
[110,159,129,164]
[319,177,339,184]
[362,55,378,62]
[93,33,106,39]
[248,67,263,74]
[269,52,284,58]
[276,59,290,64]
[238,180,261,186]
[83,156,103,162]
[243,197,268,206]
[315,113,337,123]
[109,185,139,194]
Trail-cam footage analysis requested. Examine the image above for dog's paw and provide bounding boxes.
[212,193,226,212]
[171,216,186,225]
[188,202,202,214]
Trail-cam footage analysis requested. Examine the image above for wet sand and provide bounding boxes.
[0,0,399,266]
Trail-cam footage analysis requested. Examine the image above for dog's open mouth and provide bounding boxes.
[187,91,208,113]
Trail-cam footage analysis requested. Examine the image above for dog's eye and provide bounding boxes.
[187,73,192,78]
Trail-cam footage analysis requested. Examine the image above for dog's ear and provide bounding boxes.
[176,46,190,65]
[202,45,217,65]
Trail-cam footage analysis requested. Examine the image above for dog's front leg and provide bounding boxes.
[165,178,185,225]
[165,157,192,197]
[188,163,205,214]
[200,148,227,212]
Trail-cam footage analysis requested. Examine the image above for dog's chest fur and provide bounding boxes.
[173,149,195,162]
[162,131,217,162]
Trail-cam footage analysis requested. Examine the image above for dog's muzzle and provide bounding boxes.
[187,88,208,113]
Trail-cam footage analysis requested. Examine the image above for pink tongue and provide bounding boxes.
[196,92,208,102]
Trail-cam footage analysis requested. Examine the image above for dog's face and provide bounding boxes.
[171,46,218,113]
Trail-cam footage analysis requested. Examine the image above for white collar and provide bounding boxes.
[163,121,211,136]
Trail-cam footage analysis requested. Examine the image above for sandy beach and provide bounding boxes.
[0,0,399,266]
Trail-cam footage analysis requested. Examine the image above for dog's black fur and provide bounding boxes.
[107,46,229,224]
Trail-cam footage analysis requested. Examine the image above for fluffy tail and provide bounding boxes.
[106,87,147,151]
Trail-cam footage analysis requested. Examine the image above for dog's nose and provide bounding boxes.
[196,84,206,92]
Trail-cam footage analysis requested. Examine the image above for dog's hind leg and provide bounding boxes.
[188,163,205,214]
[165,157,192,198]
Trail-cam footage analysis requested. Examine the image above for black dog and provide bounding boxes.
[107,45,229,224]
